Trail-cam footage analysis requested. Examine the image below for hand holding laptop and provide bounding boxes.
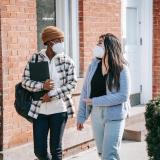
[41,79,54,103]
[40,93,51,103]
[43,79,54,91]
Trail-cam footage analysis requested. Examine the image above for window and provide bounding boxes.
[36,0,56,50]
[36,0,79,75]
[126,7,138,45]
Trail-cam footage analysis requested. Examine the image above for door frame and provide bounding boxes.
[121,0,153,104]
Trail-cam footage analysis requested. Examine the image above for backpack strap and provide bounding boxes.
[35,54,38,63]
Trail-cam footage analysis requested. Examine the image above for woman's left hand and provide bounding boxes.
[83,98,92,106]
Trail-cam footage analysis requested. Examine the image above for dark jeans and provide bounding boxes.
[33,112,68,160]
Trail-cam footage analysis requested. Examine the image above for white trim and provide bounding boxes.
[56,0,69,56]
[121,0,126,51]
[70,0,80,76]
[140,0,153,103]
[121,0,153,104]
[56,0,80,76]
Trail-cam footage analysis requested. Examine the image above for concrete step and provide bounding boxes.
[125,105,145,127]
[124,105,146,142]
[123,122,147,142]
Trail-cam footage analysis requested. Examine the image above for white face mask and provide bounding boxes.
[92,45,105,58]
[52,42,64,54]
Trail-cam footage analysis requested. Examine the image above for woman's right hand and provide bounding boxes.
[43,79,54,91]
[77,123,84,131]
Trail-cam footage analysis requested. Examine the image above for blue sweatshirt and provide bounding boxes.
[77,58,131,124]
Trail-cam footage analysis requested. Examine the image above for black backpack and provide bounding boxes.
[14,82,33,123]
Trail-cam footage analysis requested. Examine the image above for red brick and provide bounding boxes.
[1,0,10,5]
[0,0,37,149]
[79,0,121,75]
[153,0,160,97]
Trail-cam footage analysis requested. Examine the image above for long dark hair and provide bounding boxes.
[102,33,127,91]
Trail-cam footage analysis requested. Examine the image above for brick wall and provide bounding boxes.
[0,0,37,149]
[0,0,122,150]
[79,0,121,76]
[153,0,160,97]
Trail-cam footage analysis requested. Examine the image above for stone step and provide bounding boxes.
[123,122,147,142]
[125,105,145,127]
[124,105,146,142]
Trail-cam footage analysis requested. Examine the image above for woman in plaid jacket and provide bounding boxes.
[22,26,77,160]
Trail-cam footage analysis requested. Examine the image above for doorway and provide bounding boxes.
[122,0,153,105]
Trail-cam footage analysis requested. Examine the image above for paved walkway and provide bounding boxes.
[65,141,148,160]
[0,140,148,160]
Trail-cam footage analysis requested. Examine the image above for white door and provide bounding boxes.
[122,0,143,106]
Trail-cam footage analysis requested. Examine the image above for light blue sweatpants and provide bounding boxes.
[91,107,125,160]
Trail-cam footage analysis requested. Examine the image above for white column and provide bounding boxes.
[140,0,153,103]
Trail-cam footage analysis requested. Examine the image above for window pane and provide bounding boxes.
[36,0,56,50]
[126,7,138,45]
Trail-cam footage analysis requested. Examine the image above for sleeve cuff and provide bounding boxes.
[48,89,56,97]
[92,97,99,107]
[77,116,86,124]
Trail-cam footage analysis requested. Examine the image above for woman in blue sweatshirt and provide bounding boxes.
[77,33,131,160]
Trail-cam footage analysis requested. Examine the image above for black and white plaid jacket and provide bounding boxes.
[22,50,77,119]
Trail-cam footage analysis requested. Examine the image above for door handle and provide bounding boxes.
[140,37,142,45]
